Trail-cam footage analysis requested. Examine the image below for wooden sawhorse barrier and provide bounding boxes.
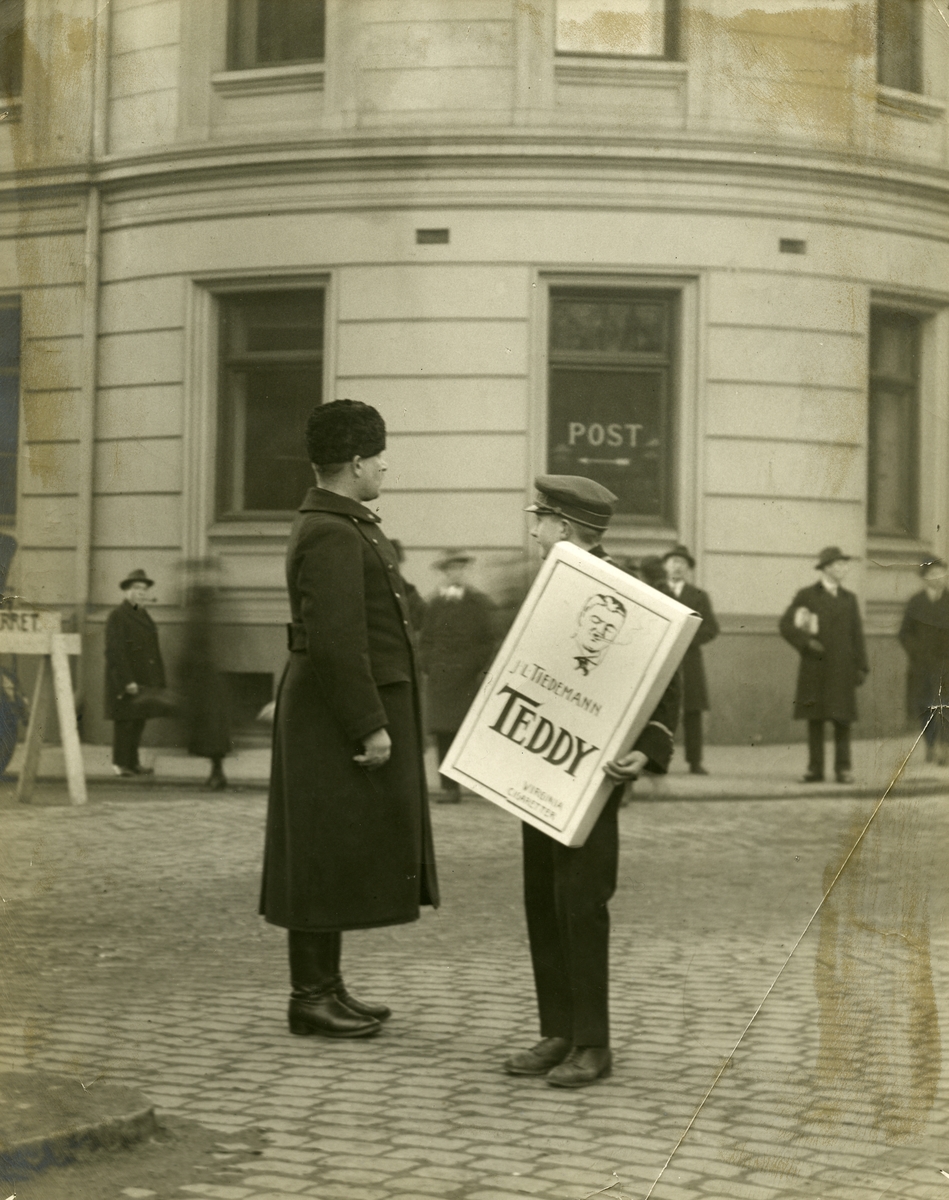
[0,610,86,806]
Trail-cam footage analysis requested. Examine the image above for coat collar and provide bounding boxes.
[298,486,381,524]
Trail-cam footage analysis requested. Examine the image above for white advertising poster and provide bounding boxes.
[440,541,702,847]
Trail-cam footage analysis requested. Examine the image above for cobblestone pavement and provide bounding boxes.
[1,779,948,1200]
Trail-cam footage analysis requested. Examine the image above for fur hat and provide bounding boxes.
[305,400,386,466]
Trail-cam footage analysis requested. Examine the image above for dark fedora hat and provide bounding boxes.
[662,544,695,568]
[120,567,154,590]
[815,546,853,571]
[434,548,474,571]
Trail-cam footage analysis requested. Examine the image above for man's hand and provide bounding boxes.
[805,638,824,657]
[125,682,139,695]
[603,749,648,782]
[354,727,391,770]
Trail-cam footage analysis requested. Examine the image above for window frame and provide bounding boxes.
[877,0,923,94]
[544,283,681,530]
[554,0,681,62]
[214,285,328,523]
[226,0,326,72]
[0,0,24,101]
[867,305,923,540]
[0,294,21,528]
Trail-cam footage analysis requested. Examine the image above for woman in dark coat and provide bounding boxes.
[899,557,949,763]
[419,550,496,802]
[260,400,439,1041]
[105,568,166,776]
[779,546,869,784]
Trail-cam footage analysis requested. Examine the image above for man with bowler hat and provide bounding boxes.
[105,568,166,777]
[663,544,719,774]
[780,546,869,784]
[503,475,680,1088]
[260,399,439,1040]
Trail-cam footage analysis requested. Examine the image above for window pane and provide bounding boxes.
[228,0,325,69]
[0,301,20,368]
[0,299,19,521]
[0,375,18,454]
[557,0,666,57]
[225,291,323,356]
[868,308,920,537]
[0,0,24,99]
[551,298,667,354]
[241,367,319,511]
[878,0,922,92]
[0,453,15,517]
[549,367,667,518]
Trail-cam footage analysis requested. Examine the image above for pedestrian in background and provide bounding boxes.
[260,399,439,1041]
[899,556,949,764]
[779,546,868,784]
[636,555,670,593]
[178,563,232,790]
[105,568,166,777]
[390,539,426,633]
[419,549,496,803]
[663,544,719,775]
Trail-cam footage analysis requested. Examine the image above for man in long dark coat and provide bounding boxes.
[503,475,680,1089]
[779,546,869,784]
[899,556,949,763]
[663,544,719,774]
[419,549,496,802]
[260,400,439,1040]
[105,568,165,777]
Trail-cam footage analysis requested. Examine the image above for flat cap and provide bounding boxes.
[526,474,617,532]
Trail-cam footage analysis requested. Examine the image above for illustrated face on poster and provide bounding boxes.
[572,593,628,675]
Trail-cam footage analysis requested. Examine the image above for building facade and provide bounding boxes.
[2,0,948,745]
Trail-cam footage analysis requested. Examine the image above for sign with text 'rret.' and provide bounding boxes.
[441,542,701,847]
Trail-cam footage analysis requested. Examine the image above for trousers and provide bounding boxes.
[522,790,621,1047]
[683,710,704,767]
[112,719,146,769]
[807,719,851,776]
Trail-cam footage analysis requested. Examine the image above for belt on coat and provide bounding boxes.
[287,622,308,652]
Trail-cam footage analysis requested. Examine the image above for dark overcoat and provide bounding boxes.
[104,601,166,720]
[898,588,949,721]
[674,581,719,712]
[260,487,439,932]
[779,582,868,723]
[419,588,496,733]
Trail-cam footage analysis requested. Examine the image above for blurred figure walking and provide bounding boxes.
[899,556,949,764]
[779,547,868,784]
[419,550,496,803]
[105,568,165,777]
[663,545,719,775]
[179,562,232,789]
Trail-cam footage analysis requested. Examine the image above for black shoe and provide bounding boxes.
[547,1046,612,1088]
[205,772,227,791]
[131,765,154,776]
[288,988,381,1038]
[802,772,824,783]
[835,771,854,784]
[336,981,391,1022]
[503,1036,571,1076]
[689,765,709,775]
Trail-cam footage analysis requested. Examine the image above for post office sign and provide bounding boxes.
[440,541,701,847]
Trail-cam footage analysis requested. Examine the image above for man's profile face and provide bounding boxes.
[665,555,689,583]
[355,452,388,501]
[530,513,567,557]
[575,603,623,656]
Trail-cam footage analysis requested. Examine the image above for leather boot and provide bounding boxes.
[288,986,381,1038]
[336,982,391,1022]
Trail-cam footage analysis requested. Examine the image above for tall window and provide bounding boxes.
[217,290,324,518]
[227,0,325,70]
[878,0,922,93]
[548,289,676,523]
[0,0,24,99]
[868,308,921,538]
[0,298,20,523]
[556,0,679,60]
